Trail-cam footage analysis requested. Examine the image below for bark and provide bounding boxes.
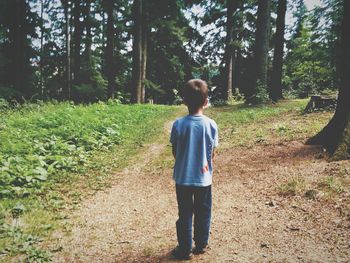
[105,0,116,99]
[223,0,238,101]
[270,0,287,102]
[248,0,271,101]
[73,0,82,84]
[101,6,106,64]
[13,0,26,98]
[62,0,71,99]
[131,0,142,103]
[40,0,44,96]
[306,0,350,159]
[231,49,236,96]
[83,0,92,76]
[141,4,148,103]
[234,49,241,93]
[233,0,244,95]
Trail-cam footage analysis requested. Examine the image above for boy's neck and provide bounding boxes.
[188,107,204,116]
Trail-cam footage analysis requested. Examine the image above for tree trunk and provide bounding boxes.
[40,0,44,96]
[270,0,287,102]
[141,4,148,103]
[306,0,350,160]
[233,0,243,95]
[223,0,238,101]
[84,0,92,76]
[231,49,236,95]
[62,0,71,100]
[248,0,271,102]
[105,0,116,99]
[131,0,142,103]
[13,0,26,98]
[73,0,82,85]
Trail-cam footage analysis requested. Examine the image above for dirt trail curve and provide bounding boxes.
[52,119,350,262]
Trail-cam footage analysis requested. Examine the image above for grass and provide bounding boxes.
[318,176,345,196]
[278,175,306,196]
[206,99,347,204]
[277,163,349,202]
[206,99,333,148]
[0,101,179,262]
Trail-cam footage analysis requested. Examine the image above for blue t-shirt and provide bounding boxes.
[170,114,218,186]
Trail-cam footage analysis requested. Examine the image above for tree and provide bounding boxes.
[292,0,307,40]
[0,0,40,100]
[223,0,238,101]
[74,0,107,102]
[104,0,116,99]
[83,0,93,77]
[141,3,148,103]
[62,0,71,99]
[283,0,340,98]
[247,0,271,104]
[270,0,287,101]
[196,0,247,101]
[13,0,27,98]
[131,0,143,103]
[306,0,350,160]
[233,0,244,94]
[131,0,151,103]
[0,0,37,99]
[39,0,44,95]
[308,0,343,92]
[72,0,82,85]
[146,0,197,104]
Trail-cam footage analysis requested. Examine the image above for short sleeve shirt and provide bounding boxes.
[170,114,218,186]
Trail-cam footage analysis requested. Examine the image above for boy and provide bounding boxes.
[170,79,218,260]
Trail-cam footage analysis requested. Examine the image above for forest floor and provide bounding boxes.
[48,102,350,263]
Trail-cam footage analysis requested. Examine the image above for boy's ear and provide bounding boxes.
[204,98,209,107]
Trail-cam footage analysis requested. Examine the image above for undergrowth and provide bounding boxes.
[0,101,177,262]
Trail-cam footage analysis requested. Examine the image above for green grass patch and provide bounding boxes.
[318,176,344,196]
[0,101,177,197]
[0,101,179,261]
[206,99,332,148]
[278,175,306,196]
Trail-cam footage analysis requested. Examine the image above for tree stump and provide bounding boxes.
[304,95,337,113]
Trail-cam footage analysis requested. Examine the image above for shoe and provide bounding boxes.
[192,245,209,255]
[171,246,192,260]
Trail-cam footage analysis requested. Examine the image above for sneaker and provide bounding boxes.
[171,246,192,260]
[192,245,209,255]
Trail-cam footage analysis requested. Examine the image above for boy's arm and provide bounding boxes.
[212,122,218,161]
[170,121,177,159]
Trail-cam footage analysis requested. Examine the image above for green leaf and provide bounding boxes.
[33,167,48,181]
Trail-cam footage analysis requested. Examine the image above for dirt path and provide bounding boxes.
[52,117,350,262]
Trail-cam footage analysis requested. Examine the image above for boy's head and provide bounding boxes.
[182,79,208,112]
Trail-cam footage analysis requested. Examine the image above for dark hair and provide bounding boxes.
[182,79,208,111]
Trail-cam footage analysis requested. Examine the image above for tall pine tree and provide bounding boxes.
[248,0,271,104]
[270,0,287,101]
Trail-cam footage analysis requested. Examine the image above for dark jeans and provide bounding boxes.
[175,184,212,253]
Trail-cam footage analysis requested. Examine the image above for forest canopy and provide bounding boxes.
[0,0,344,104]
